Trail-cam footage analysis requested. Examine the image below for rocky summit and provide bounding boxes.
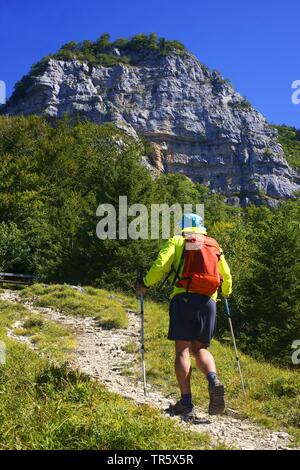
[4,45,300,206]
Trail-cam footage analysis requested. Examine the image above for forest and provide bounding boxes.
[0,115,299,366]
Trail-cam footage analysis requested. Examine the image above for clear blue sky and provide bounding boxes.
[0,0,299,127]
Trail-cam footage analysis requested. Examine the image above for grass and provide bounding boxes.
[0,359,211,450]
[19,284,300,440]
[0,300,75,363]
[0,303,212,450]
[122,340,139,354]
[20,284,128,329]
[6,283,300,447]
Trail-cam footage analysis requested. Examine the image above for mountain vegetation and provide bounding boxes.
[275,124,300,169]
[53,32,186,65]
[0,115,299,367]
[3,33,186,105]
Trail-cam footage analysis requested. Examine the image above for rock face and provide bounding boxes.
[5,51,300,205]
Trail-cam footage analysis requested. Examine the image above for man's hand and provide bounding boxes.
[136,282,148,298]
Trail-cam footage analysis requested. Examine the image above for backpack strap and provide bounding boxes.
[159,237,185,289]
[159,265,175,288]
[159,238,186,288]
[171,238,186,286]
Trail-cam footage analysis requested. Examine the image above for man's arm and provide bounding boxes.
[218,253,232,297]
[143,238,176,288]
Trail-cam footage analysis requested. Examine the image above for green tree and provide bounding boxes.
[0,222,31,272]
[60,41,78,52]
[149,32,158,49]
[95,33,111,52]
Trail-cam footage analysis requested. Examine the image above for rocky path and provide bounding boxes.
[0,289,296,450]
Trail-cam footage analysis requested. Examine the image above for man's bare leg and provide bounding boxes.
[168,340,195,417]
[190,341,216,376]
[175,340,192,394]
[191,340,225,415]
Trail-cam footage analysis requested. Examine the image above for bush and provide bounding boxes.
[275,124,300,169]
[268,377,300,398]
[229,98,252,110]
[8,58,50,104]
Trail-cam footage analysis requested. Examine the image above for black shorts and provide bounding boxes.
[168,293,216,346]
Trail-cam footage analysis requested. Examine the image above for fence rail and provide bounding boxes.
[0,272,35,286]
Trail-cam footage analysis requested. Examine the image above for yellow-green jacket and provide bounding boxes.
[144,227,232,302]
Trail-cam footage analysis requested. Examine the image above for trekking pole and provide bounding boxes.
[140,293,147,396]
[224,298,246,394]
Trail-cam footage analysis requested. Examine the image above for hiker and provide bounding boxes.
[136,213,232,419]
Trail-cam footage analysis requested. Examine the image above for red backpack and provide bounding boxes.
[175,234,222,296]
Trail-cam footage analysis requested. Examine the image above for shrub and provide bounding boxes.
[275,124,300,169]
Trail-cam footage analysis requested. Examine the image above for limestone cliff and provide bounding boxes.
[4,47,299,206]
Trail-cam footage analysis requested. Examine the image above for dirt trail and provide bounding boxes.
[0,289,296,450]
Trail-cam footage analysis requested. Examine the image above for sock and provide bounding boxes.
[207,372,219,385]
[180,393,192,407]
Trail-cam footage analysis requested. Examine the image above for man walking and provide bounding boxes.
[136,213,232,419]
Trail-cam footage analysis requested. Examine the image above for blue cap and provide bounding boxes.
[181,213,206,231]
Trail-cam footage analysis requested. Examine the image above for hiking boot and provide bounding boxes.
[208,382,225,415]
[168,401,195,421]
